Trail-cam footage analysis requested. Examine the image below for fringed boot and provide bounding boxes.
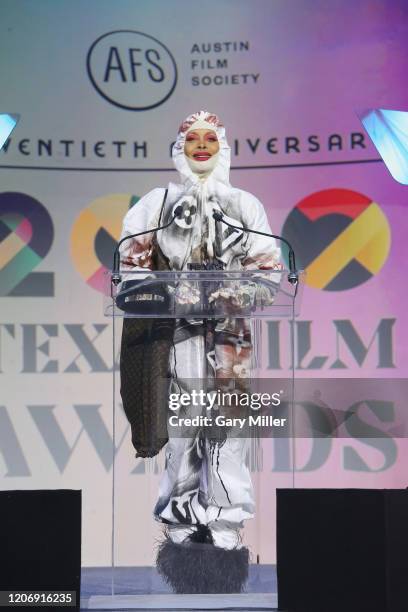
[156,524,249,594]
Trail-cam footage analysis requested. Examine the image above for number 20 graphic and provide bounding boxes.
[0,192,54,296]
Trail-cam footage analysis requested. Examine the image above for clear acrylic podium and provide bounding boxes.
[88,268,304,610]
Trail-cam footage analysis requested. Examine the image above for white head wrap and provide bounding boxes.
[158,111,241,268]
[171,110,231,188]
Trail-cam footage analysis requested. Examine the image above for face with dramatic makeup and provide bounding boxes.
[183,129,220,162]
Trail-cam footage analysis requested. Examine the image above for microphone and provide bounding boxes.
[111,205,183,285]
[212,209,298,284]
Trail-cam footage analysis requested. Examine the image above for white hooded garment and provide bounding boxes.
[119,111,282,550]
[120,110,281,273]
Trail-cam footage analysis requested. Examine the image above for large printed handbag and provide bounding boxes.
[120,315,175,458]
[119,192,175,458]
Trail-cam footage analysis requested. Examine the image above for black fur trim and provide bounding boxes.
[156,531,249,593]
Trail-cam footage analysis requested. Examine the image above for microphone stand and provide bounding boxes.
[111,206,183,286]
[212,210,299,285]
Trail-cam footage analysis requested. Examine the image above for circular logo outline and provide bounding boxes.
[86,29,178,111]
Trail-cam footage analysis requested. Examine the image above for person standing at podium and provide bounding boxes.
[119,110,281,593]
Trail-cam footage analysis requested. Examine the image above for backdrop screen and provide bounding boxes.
[1,0,408,564]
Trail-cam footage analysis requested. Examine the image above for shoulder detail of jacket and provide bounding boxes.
[121,188,167,236]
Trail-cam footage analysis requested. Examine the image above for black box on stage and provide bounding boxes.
[277,489,408,612]
[0,490,81,610]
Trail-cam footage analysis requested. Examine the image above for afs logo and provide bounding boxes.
[86,30,178,111]
[282,189,391,291]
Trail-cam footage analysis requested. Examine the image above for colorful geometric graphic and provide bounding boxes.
[70,194,139,294]
[0,192,54,296]
[282,189,391,291]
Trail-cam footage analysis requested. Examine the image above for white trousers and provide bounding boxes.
[153,329,255,550]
